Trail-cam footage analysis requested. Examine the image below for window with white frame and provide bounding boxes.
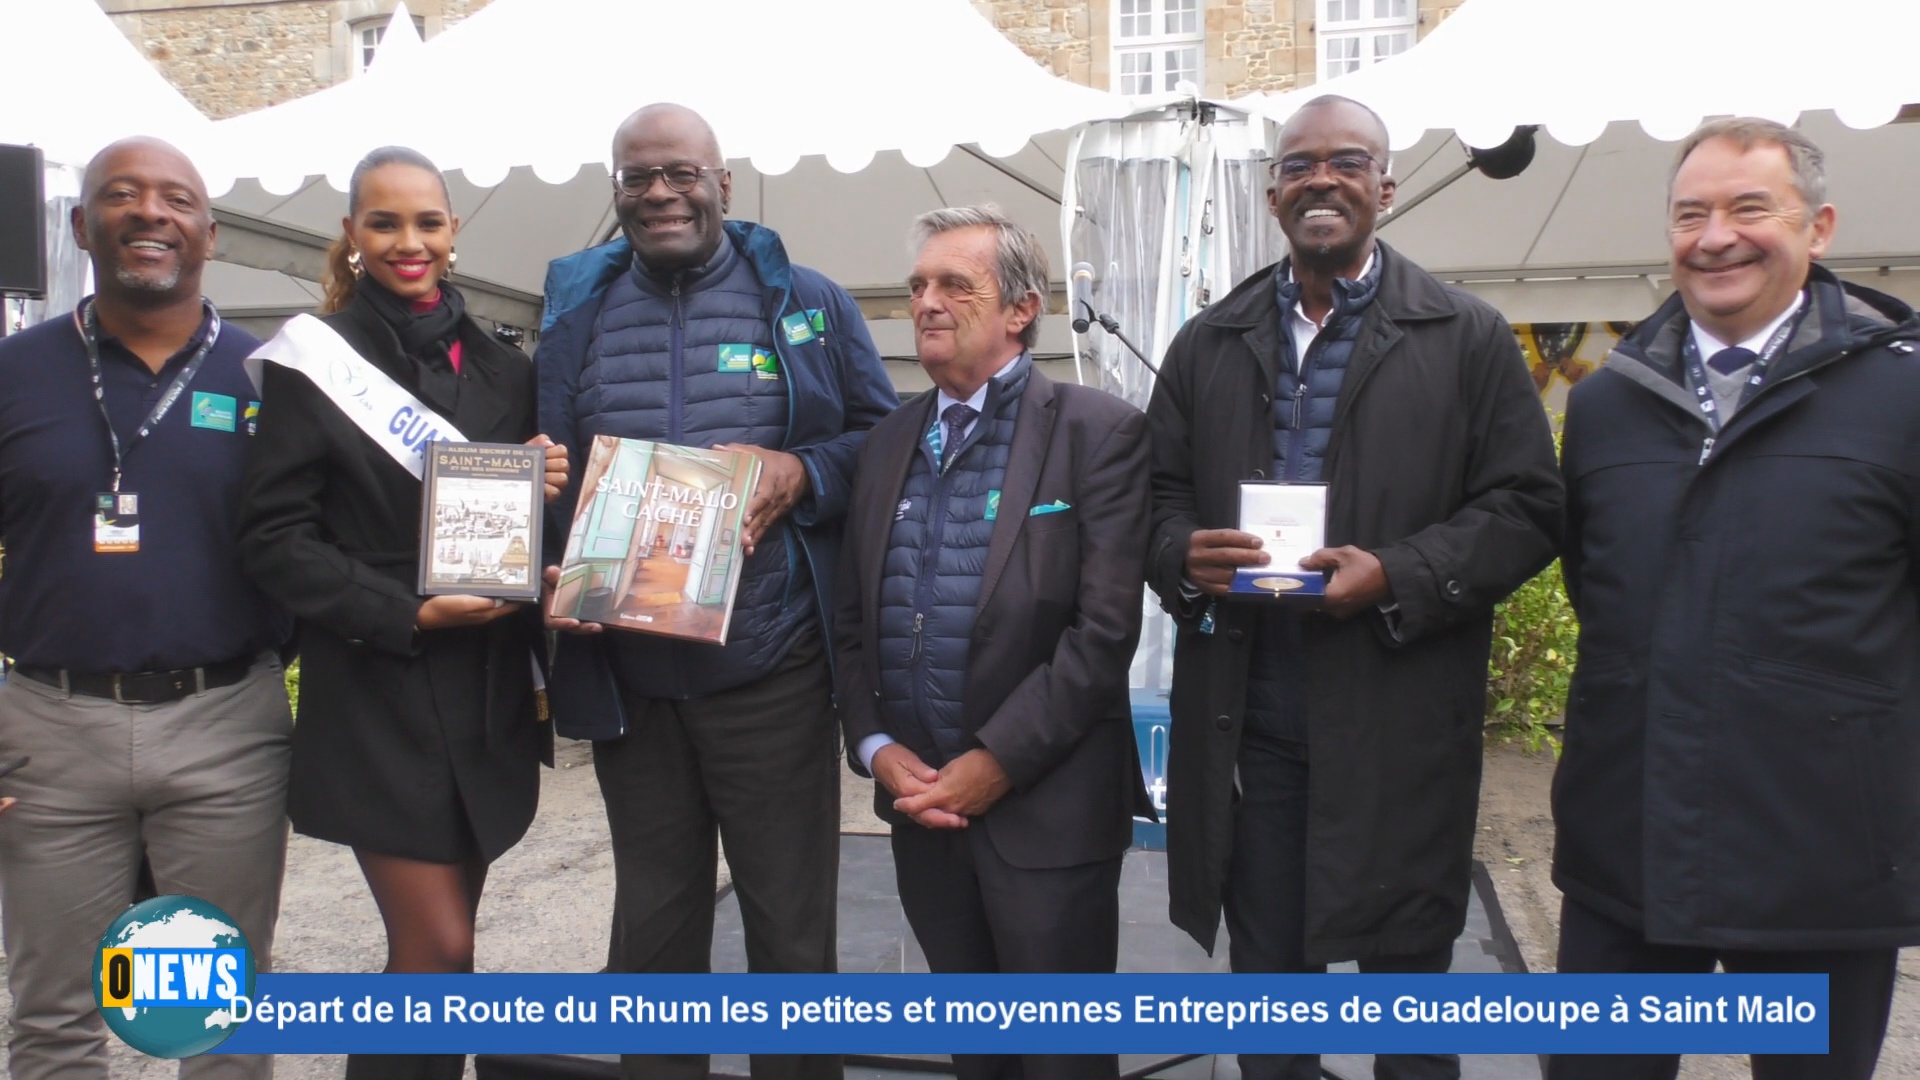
[1318,0,1414,81]
[351,15,426,76]
[1113,0,1204,98]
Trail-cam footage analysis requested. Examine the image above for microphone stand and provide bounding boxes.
[1075,301,1159,376]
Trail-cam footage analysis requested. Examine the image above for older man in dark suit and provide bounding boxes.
[834,206,1151,1080]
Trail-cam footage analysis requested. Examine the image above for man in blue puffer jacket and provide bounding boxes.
[535,103,896,1080]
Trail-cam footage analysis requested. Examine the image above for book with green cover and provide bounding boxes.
[550,436,762,644]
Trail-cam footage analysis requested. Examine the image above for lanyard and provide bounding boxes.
[1679,300,1801,435]
[75,297,221,492]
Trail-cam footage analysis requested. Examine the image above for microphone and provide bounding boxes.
[1070,262,1095,334]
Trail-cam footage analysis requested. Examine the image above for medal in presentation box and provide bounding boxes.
[1230,480,1327,602]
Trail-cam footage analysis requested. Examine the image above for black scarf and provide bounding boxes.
[351,277,467,414]
[354,276,467,370]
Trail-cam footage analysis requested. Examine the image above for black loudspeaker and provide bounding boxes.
[0,144,47,298]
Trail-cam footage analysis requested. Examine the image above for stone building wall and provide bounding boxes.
[98,0,493,118]
[1218,0,1298,97]
[971,0,1460,99]
[104,0,1462,119]
[103,2,334,118]
[970,0,1093,86]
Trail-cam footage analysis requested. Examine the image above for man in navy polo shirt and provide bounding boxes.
[0,137,290,1080]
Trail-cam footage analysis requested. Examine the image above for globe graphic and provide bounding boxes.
[93,895,255,1058]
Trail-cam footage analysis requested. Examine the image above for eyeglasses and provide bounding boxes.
[612,164,724,196]
[1270,154,1379,182]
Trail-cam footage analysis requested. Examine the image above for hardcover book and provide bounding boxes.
[418,442,544,600]
[550,436,762,644]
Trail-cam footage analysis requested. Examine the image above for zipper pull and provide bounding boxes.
[909,612,924,660]
[1292,384,1307,429]
[1698,436,1715,465]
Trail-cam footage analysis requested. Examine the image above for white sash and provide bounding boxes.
[247,314,467,480]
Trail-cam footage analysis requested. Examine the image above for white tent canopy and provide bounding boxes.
[1240,0,1920,152]
[1230,0,1920,321]
[195,0,1131,344]
[1,0,223,326]
[0,0,213,169]
[201,0,1122,191]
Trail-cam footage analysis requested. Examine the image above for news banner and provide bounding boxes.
[97,896,1830,1058]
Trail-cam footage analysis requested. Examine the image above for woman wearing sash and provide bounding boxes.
[237,146,564,1080]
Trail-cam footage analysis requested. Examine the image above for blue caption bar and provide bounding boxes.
[211,974,1828,1055]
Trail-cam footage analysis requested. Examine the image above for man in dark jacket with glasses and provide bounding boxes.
[1146,94,1563,1080]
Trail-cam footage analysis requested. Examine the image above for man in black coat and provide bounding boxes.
[1551,118,1920,1080]
[835,207,1151,1080]
[1145,95,1562,1080]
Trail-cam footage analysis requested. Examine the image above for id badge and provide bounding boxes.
[94,492,140,553]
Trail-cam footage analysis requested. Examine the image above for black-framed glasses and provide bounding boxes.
[1270,154,1379,182]
[612,164,724,196]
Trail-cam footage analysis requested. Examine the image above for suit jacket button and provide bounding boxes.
[1445,580,1463,599]
[1215,714,1233,732]
[1250,469,1266,480]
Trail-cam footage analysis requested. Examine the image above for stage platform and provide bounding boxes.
[476,836,1541,1080]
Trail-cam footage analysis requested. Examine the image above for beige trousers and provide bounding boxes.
[0,657,291,1080]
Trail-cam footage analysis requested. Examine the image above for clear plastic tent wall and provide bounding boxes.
[29,167,90,326]
[1062,102,1282,689]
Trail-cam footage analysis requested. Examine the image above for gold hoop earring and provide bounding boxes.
[346,249,363,277]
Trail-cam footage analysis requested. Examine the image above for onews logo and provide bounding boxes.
[93,895,255,1058]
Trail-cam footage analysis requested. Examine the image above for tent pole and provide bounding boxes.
[956,144,1062,204]
[1380,158,1474,224]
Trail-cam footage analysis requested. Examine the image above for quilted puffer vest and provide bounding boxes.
[1246,254,1383,741]
[582,241,811,698]
[875,359,1030,764]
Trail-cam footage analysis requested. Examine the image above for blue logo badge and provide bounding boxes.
[781,312,816,346]
[190,392,237,432]
[717,343,754,373]
[95,894,255,1058]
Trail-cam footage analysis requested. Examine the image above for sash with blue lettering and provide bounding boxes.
[245,314,467,479]
[247,315,548,701]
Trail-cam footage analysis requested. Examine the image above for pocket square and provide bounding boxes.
[1029,500,1072,516]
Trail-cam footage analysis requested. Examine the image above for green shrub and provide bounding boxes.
[1484,414,1575,753]
[1486,560,1577,754]
[284,659,300,715]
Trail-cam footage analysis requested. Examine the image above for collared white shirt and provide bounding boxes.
[933,351,1026,446]
[1688,292,1804,422]
[1285,250,1376,362]
[859,350,1027,774]
[1688,292,1804,364]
